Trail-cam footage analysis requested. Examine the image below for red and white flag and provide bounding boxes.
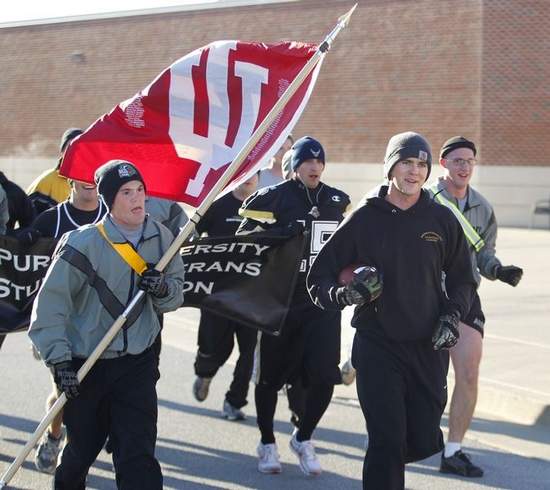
[61,40,320,206]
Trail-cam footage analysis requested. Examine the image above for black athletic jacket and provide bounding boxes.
[307,186,476,342]
[0,172,35,230]
[237,178,350,299]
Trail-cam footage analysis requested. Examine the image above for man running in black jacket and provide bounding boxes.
[307,132,476,490]
[237,136,350,476]
[192,173,260,421]
[32,178,107,474]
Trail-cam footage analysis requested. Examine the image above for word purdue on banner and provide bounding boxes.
[181,234,305,336]
[0,236,57,334]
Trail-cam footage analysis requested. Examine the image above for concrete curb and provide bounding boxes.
[448,374,550,428]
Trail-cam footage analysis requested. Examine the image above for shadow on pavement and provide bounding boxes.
[408,446,550,490]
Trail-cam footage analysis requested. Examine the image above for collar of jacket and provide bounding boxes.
[365,184,431,213]
[100,214,159,244]
[291,177,325,198]
[432,177,482,210]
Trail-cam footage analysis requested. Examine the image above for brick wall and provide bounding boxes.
[481,0,550,166]
[0,0,547,172]
[0,0,483,163]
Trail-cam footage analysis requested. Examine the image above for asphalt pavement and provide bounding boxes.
[0,227,549,489]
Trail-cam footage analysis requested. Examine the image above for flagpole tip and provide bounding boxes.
[338,3,358,27]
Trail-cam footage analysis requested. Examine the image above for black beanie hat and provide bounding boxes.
[94,160,146,210]
[290,136,325,171]
[60,128,83,153]
[383,131,432,181]
[440,136,477,159]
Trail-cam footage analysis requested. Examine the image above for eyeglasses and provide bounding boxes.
[447,158,477,168]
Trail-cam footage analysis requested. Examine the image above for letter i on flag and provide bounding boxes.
[60,41,321,205]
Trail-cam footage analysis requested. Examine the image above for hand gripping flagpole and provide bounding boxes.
[0,4,356,487]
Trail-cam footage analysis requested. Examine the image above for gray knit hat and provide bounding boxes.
[383,131,432,181]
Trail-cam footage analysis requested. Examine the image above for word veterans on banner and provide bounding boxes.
[0,236,57,333]
[181,234,305,336]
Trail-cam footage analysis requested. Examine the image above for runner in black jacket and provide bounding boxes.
[307,132,476,490]
[191,173,260,421]
[237,136,350,476]
[32,178,107,475]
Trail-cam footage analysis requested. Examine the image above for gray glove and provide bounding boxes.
[339,266,383,306]
[432,311,460,351]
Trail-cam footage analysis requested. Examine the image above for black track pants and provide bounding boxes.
[353,327,448,490]
[194,310,256,408]
[54,347,162,490]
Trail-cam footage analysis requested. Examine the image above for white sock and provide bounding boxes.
[444,442,461,458]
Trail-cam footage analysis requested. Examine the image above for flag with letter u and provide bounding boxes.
[61,41,320,205]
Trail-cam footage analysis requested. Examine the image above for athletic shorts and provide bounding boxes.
[254,302,342,390]
[462,291,485,336]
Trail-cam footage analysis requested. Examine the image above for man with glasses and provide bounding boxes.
[430,136,523,477]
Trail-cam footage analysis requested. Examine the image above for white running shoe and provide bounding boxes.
[340,358,357,386]
[257,442,282,474]
[289,431,322,476]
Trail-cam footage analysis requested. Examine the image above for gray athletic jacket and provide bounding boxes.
[429,177,501,286]
[145,196,189,238]
[29,215,185,366]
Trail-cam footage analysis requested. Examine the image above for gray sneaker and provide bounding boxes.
[192,376,212,402]
[340,359,356,386]
[35,428,65,474]
[222,400,246,421]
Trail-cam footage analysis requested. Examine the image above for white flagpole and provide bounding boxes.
[0,4,356,487]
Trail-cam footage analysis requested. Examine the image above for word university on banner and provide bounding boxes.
[181,234,305,336]
[0,235,57,334]
[60,41,320,206]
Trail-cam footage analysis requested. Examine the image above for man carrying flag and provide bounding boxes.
[29,160,185,489]
[2,8,357,486]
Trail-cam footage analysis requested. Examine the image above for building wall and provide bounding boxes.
[1,0,548,226]
[481,0,550,167]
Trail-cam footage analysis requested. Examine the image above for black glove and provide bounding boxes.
[16,228,42,246]
[53,361,80,399]
[284,220,306,237]
[496,265,523,287]
[338,266,383,306]
[139,268,169,298]
[432,311,460,351]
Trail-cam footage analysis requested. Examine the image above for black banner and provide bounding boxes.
[181,234,305,336]
[0,236,57,334]
[0,233,304,337]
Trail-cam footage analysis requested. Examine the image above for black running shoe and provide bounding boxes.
[440,450,484,477]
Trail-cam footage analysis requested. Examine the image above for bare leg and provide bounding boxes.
[47,384,64,439]
[448,322,483,443]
